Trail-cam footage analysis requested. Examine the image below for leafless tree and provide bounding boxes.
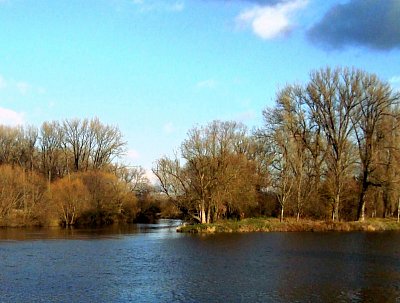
[304,67,361,220]
[351,74,400,220]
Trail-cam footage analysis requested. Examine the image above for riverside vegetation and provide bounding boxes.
[177,218,400,233]
[1,67,400,230]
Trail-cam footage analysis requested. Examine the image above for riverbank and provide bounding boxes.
[176,218,400,233]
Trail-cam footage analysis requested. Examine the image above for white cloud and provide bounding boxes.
[170,1,184,12]
[390,76,400,91]
[16,81,31,95]
[0,74,43,96]
[126,149,141,161]
[163,122,175,134]
[0,107,25,126]
[132,0,184,13]
[390,76,400,84]
[233,110,256,123]
[145,169,158,184]
[196,79,217,89]
[236,0,308,40]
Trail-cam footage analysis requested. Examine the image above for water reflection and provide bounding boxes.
[1,224,400,302]
[0,219,183,241]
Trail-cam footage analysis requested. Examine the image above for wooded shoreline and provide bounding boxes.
[176,218,400,233]
[2,67,400,228]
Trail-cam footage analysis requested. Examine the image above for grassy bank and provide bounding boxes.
[177,218,400,233]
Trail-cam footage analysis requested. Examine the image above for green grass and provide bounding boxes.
[176,217,400,233]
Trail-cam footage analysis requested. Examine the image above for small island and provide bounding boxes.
[177,218,400,233]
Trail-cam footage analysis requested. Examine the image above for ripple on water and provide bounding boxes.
[1,227,400,302]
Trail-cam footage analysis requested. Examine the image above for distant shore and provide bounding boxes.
[176,218,400,233]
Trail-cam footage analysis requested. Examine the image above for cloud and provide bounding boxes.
[170,1,184,12]
[233,110,256,122]
[132,0,184,13]
[204,0,282,4]
[0,74,44,95]
[0,107,25,126]
[236,0,308,40]
[307,0,400,51]
[196,79,218,89]
[390,76,400,84]
[390,76,400,91]
[126,149,141,161]
[145,169,158,184]
[16,82,31,95]
[163,122,175,134]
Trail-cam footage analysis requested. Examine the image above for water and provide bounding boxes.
[1,220,400,302]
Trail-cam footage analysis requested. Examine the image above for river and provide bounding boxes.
[1,219,400,302]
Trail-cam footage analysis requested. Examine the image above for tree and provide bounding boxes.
[351,74,400,221]
[0,165,46,225]
[113,164,149,195]
[0,125,23,166]
[0,165,24,220]
[373,109,400,218]
[39,121,66,182]
[79,170,137,224]
[153,121,258,223]
[50,177,90,226]
[89,118,126,169]
[153,156,192,218]
[304,67,360,221]
[63,118,126,172]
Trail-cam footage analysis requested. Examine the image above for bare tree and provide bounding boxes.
[351,74,400,221]
[39,121,65,182]
[89,118,126,169]
[154,121,257,223]
[63,118,126,172]
[304,67,360,221]
[63,118,91,172]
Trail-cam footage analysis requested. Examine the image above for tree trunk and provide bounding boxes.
[206,205,211,224]
[296,171,303,222]
[397,197,400,223]
[357,172,368,221]
[280,205,284,222]
[333,192,340,221]
[357,189,366,222]
[200,201,206,224]
[383,189,389,218]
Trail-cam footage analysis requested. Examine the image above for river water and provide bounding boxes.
[1,220,400,302]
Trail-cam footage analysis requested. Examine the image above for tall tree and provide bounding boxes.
[63,118,92,172]
[304,67,360,221]
[39,121,65,181]
[89,118,126,169]
[154,121,257,223]
[351,73,400,221]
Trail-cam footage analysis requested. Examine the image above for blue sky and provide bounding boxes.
[1,0,399,176]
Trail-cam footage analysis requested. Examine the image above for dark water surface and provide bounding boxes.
[1,220,400,302]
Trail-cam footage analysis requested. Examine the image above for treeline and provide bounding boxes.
[0,118,164,227]
[153,67,400,224]
[2,66,399,227]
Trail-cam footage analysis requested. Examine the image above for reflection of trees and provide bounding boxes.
[276,233,400,302]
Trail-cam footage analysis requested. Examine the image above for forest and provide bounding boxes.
[0,117,169,226]
[1,67,400,227]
